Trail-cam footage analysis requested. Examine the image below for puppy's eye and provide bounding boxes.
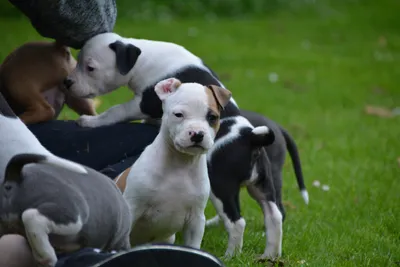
[174,112,184,118]
[87,66,95,72]
[206,113,218,124]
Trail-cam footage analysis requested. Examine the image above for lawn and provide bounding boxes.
[1,0,399,266]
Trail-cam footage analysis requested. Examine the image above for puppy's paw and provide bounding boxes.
[76,115,101,128]
[255,256,285,267]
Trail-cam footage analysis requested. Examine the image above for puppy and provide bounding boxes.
[67,32,295,260]
[64,32,240,128]
[206,110,309,259]
[0,93,131,267]
[0,153,132,267]
[0,41,96,125]
[122,79,231,249]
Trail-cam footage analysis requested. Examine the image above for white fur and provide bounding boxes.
[205,215,220,227]
[301,189,309,205]
[122,81,213,249]
[252,126,270,135]
[247,165,259,185]
[0,115,87,177]
[208,192,246,258]
[259,201,283,260]
[67,32,238,128]
[21,209,83,267]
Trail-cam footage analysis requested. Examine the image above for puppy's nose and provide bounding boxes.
[190,131,204,143]
[63,78,74,89]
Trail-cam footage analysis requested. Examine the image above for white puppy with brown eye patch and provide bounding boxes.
[123,78,231,249]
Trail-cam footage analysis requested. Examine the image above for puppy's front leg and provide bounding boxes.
[183,212,206,249]
[76,96,146,128]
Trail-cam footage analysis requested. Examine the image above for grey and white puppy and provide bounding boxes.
[0,93,132,267]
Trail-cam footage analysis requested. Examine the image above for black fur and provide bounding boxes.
[280,127,306,191]
[208,120,277,222]
[4,154,46,183]
[109,41,142,76]
[139,66,240,119]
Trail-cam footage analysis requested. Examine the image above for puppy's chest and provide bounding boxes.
[144,175,206,210]
[137,173,207,221]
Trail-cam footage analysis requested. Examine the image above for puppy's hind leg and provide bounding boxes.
[22,206,84,267]
[22,209,57,267]
[247,182,283,260]
[18,91,55,125]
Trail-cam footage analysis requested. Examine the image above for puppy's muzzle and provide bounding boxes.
[189,131,204,144]
[63,78,74,90]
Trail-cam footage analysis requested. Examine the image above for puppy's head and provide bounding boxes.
[65,33,141,98]
[155,78,232,156]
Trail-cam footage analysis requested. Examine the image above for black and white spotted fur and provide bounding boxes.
[206,110,309,259]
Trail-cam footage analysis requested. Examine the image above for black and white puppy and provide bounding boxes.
[64,32,239,128]
[65,32,307,260]
[206,110,309,259]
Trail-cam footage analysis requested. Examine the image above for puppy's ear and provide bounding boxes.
[53,41,72,60]
[109,41,141,75]
[154,78,182,101]
[207,85,232,110]
[250,126,275,147]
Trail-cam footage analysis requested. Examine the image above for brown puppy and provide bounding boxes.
[0,41,96,124]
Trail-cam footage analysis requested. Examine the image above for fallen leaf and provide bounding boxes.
[283,80,307,91]
[93,97,102,109]
[378,36,387,48]
[397,157,400,167]
[364,105,393,118]
[283,201,296,209]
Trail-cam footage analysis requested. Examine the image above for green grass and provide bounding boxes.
[1,0,399,266]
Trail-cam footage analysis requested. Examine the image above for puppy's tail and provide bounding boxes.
[280,127,309,205]
[4,153,87,183]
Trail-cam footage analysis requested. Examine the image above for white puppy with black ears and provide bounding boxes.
[64,32,238,128]
[122,78,231,248]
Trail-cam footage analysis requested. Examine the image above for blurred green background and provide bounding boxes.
[1,0,399,266]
